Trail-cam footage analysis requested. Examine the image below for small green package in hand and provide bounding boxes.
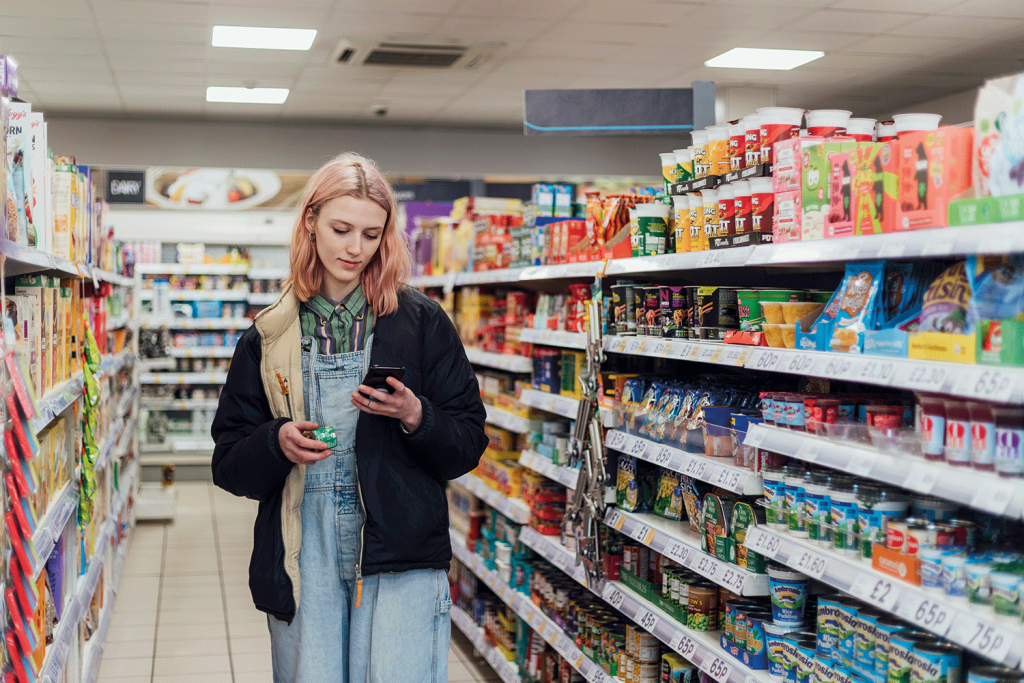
[313,426,337,449]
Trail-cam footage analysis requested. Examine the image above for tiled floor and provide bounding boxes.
[99,481,501,682]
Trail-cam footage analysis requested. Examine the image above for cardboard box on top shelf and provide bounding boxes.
[827,149,858,238]
[554,185,573,218]
[15,275,45,395]
[532,184,555,218]
[773,190,802,243]
[804,137,858,241]
[854,141,899,235]
[897,127,974,232]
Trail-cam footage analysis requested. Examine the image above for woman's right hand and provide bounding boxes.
[278,421,332,465]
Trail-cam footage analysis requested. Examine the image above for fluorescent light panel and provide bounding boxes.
[212,25,317,50]
[206,86,289,104]
[705,47,824,70]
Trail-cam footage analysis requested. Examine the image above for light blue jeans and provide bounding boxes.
[267,339,451,683]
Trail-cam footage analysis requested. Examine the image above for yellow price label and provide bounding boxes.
[637,340,648,354]
[617,338,628,353]
[709,347,723,363]
[574,654,584,669]
[612,512,626,531]
[641,528,656,545]
[686,345,701,360]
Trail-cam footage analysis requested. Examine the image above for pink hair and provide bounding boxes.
[287,152,410,316]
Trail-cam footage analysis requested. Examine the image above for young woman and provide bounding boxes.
[211,153,487,683]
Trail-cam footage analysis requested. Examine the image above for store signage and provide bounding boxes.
[105,170,146,204]
[523,82,716,136]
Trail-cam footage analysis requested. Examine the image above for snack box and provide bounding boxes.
[827,149,857,238]
[532,183,555,217]
[554,184,573,217]
[896,126,974,231]
[976,317,1024,367]
[773,190,802,243]
[804,137,858,241]
[773,136,821,193]
[853,141,899,234]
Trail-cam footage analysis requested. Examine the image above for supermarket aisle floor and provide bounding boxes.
[99,481,500,683]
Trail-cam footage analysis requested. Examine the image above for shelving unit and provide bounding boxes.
[139,288,249,301]
[139,317,252,330]
[451,529,613,683]
[604,430,763,496]
[519,329,588,350]
[466,347,533,373]
[742,526,1024,668]
[168,347,237,359]
[135,263,249,275]
[518,450,581,489]
[454,473,531,524]
[744,424,1024,519]
[139,372,228,384]
[450,606,522,683]
[484,404,542,434]
[605,508,768,596]
[518,388,581,420]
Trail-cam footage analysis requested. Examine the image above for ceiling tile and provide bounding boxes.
[113,71,208,86]
[29,82,119,96]
[205,5,328,27]
[523,40,632,62]
[0,37,103,55]
[321,10,446,37]
[91,0,211,25]
[749,30,870,52]
[1,16,101,39]
[431,16,554,43]
[451,0,581,20]
[568,0,701,25]
[889,14,1018,38]
[826,0,962,11]
[810,52,928,71]
[788,9,925,33]
[18,67,114,84]
[538,21,670,44]
[5,54,111,71]
[97,21,209,43]
[845,34,969,55]
[3,0,93,19]
[104,41,207,60]
[676,4,810,31]
[939,0,1024,19]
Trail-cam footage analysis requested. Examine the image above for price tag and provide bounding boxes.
[719,566,747,594]
[748,349,782,373]
[820,355,855,379]
[949,616,1015,664]
[590,669,608,683]
[850,573,901,611]
[719,346,748,367]
[848,451,878,477]
[695,345,719,363]
[625,338,643,355]
[921,238,956,257]
[714,466,743,492]
[701,655,733,683]
[606,431,627,450]
[607,509,625,531]
[745,428,768,449]
[663,539,691,565]
[697,249,727,269]
[789,547,829,580]
[784,353,816,375]
[629,438,649,457]
[970,482,1016,517]
[878,241,907,259]
[672,632,699,661]
[605,587,625,610]
[632,523,655,545]
[669,343,694,360]
[555,634,575,658]
[902,463,939,495]
[744,527,782,558]
[653,446,675,467]
[894,362,952,393]
[651,340,669,356]
[682,457,708,480]
[795,440,822,463]
[856,358,896,385]
[896,594,954,636]
[616,338,629,353]
[626,607,656,634]
[955,368,1017,404]
[693,553,719,580]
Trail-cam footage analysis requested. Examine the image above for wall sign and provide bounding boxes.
[105,170,146,204]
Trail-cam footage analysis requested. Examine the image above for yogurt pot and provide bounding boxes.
[692,130,711,179]
[990,571,1021,621]
[730,120,747,172]
[661,152,680,187]
[673,194,691,253]
[785,470,809,536]
[876,120,897,142]
[718,183,736,236]
[919,548,948,591]
[804,471,834,545]
[733,180,753,235]
[758,107,805,164]
[805,109,852,137]
[846,118,877,142]
[966,561,993,609]
[708,124,732,176]
[766,622,804,681]
[768,564,810,626]
[745,114,762,167]
[750,176,775,234]
[674,148,694,183]
[893,113,942,138]
[830,480,861,556]
[942,555,968,599]
[857,487,909,563]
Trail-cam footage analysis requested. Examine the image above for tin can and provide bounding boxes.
[638,661,660,683]
[745,609,773,669]
[612,284,636,336]
[795,640,818,683]
[946,519,976,550]
[875,616,905,683]
[815,594,844,659]
[727,599,763,644]
[931,523,957,550]
[635,629,660,663]
[815,657,840,683]
[687,583,719,631]
[911,642,962,683]
[834,597,861,669]
[765,623,802,681]
[641,286,661,336]
[686,286,701,336]
[660,286,684,338]
[906,521,934,555]
[968,666,1024,683]
[854,608,884,679]
[887,630,939,683]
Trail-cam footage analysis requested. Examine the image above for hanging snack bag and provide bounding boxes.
[919,261,971,335]
[654,468,685,521]
[828,261,884,354]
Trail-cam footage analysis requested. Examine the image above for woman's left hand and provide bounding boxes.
[352,377,423,433]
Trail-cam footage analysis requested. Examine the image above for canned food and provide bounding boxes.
[635,629,660,663]
[968,665,1024,683]
[854,608,885,679]
[795,639,818,683]
[887,631,939,683]
[696,286,739,328]
[910,642,962,683]
[946,519,976,550]
[765,622,802,681]
[835,597,861,669]
[815,594,844,659]
[875,615,906,683]
[687,584,719,631]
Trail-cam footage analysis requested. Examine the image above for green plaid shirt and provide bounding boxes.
[299,286,375,355]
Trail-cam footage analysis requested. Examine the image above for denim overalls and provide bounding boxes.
[267,336,451,683]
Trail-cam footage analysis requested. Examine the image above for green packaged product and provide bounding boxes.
[654,469,685,521]
[313,426,338,449]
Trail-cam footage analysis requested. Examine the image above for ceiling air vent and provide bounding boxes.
[331,39,497,70]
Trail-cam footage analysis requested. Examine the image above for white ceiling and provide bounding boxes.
[4,0,1024,127]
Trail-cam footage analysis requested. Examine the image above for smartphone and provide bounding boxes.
[360,365,406,398]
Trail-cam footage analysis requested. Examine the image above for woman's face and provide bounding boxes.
[308,196,386,299]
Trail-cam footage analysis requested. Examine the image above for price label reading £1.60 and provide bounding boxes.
[790,548,829,580]
[744,527,782,558]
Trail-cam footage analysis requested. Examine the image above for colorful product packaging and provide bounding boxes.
[896,127,974,231]
[853,141,899,234]
[804,137,858,241]
[828,150,858,238]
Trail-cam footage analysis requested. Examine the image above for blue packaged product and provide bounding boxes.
[854,608,884,680]
[765,622,802,681]
[816,594,844,659]
[910,642,962,683]
[874,616,905,683]
[769,564,809,626]
[835,597,860,669]
[887,631,938,683]
[763,466,789,530]
[942,555,968,598]
[919,548,947,589]
[795,639,818,683]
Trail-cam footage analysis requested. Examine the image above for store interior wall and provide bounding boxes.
[47,116,684,178]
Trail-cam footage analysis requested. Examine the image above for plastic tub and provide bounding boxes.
[763,323,787,348]
[768,564,810,625]
[869,428,923,456]
[707,124,732,176]
[893,113,942,138]
[876,120,897,141]
[762,302,785,325]
[691,130,710,179]
[660,152,678,186]
[729,121,747,172]
[779,301,822,325]
[824,421,872,444]
[845,118,877,142]
[673,148,694,183]
[744,114,762,167]
[733,180,753,235]
[757,107,805,164]
[805,109,852,137]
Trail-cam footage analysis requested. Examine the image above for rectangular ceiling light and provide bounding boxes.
[212,25,317,50]
[705,47,824,70]
[206,86,289,104]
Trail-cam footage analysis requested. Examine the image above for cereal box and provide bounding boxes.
[854,141,899,234]
[896,127,974,231]
[828,150,858,238]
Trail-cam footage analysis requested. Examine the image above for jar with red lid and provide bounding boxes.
[917,395,946,462]
[967,402,996,471]
[943,399,972,466]
[865,405,903,431]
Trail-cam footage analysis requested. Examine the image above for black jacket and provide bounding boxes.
[211,287,486,622]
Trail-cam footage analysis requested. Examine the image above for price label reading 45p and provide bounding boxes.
[790,548,829,580]
[635,608,659,632]
[701,655,733,683]
[949,616,1015,664]
[672,632,698,661]
[851,573,901,612]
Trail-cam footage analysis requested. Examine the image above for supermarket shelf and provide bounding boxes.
[606,247,755,276]
[604,508,769,597]
[140,288,249,301]
[116,386,138,419]
[450,606,522,683]
[518,527,597,591]
[408,273,452,289]
[139,316,252,330]
[96,431,118,471]
[519,450,581,489]
[107,314,131,330]
[136,263,249,275]
[604,336,752,368]
[140,436,216,454]
[484,404,542,434]
[519,388,581,420]
[247,267,288,280]
[520,328,588,349]
[31,349,136,434]
[459,268,529,285]
[466,347,533,373]
[141,398,221,411]
[605,430,763,496]
[451,529,613,683]
[744,424,1024,519]
[114,417,138,459]
[31,481,79,581]
[603,580,770,683]
[453,473,531,524]
[168,346,236,359]
[81,550,123,683]
[742,526,1024,669]
[522,261,607,281]
[247,292,280,306]
[139,372,228,385]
